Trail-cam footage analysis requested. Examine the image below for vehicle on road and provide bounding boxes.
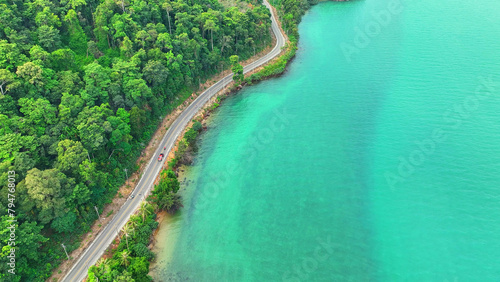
[129,195,135,199]
[61,1,284,280]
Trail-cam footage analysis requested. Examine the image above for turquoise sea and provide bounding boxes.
[153,0,500,280]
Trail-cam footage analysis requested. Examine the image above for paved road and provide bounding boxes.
[62,1,285,281]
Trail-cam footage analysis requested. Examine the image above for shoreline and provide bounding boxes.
[147,1,296,279]
[48,45,279,282]
[53,13,282,282]
[58,0,289,280]
[148,0,350,278]
[148,164,198,278]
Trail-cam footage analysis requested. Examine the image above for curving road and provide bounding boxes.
[62,1,285,281]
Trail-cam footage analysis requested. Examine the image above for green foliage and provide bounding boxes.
[210,102,220,110]
[88,172,174,281]
[246,42,297,82]
[184,121,202,145]
[148,169,182,213]
[0,0,287,279]
[273,0,315,37]
[132,243,154,260]
[230,55,244,84]
[50,211,77,233]
[25,168,74,225]
[172,120,204,166]
[246,0,309,83]
[0,217,48,281]
[56,139,88,176]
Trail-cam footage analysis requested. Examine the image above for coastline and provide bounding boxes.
[58,0,289,280]
[48,43,279,282]
[147,0,299,279]
[149,0,351,279]
[53,2,284,280]
[148,164,198,278]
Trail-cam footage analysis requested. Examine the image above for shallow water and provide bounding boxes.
[154,0,500,280]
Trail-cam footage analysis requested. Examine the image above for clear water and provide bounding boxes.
[153,0,500,280]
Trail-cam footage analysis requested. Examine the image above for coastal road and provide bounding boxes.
[62,1,285,281]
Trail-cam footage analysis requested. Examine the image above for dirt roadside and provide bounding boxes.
[48,7,287,281]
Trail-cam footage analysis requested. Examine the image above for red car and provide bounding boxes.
[158,153,164,161]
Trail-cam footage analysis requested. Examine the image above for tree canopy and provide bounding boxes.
[0,0,274,279]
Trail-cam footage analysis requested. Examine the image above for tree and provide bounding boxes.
[230,55,244,84]
[245,37,256,56]
[115,270,135,281]
[18,97,57,136]
[67,0,87,10]
[0,69,17,96]
[129,106,146,139]
[50,211,77,233]
[184,121,202,146]
[50,48,76,71]
[107,108,132,148]
[37,25,61,51]
[29,45,50,65]
[220,35,232,55]
[96,258,111,275]
[58,92,85,124]
[25,168,73,225]
[162,1,173,34]
[204,19,219,51]
[87,40,102,58]
[129,257,149,277]
[56,139,88,175]
[80,62,111,106]
[154,192,182,214]
[124,78,151,106]
[135,30,152,49]
[150,169,182,213]
[0,40,28,70]
[132,242,153,260]
[121,223,133,251]
[53,71,82,101]
[156,33,172,51]
[120,36,134,57]
[35,7,61,28]
[142,60,167,88]
[16,62,44,87]
[75,104,113,151]
[0,217,48,279]
[138,202,152,222]
[119,250,131,268]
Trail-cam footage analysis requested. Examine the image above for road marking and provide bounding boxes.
[73,115,185,278]
[64,1,284,279]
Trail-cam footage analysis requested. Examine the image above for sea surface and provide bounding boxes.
[153,0,500,280]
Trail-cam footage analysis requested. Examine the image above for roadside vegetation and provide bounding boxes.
[0,0,273,280]
[169,120,204,168]
[247,0,318,82]
[87,0,328,280]
[87,169,181,281]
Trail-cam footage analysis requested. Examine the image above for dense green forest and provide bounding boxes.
[0,0,273,280]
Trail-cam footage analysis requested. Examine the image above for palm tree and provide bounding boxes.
[96,258,111,275]
[128,216,139,235]
[119,250,131,268]
[121,223,133,251]
[138,202,152,222]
